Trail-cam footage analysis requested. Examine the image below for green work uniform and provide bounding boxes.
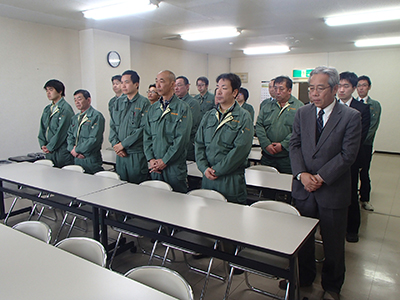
[194,91,215,116]
[144,95,192,193]
[108,94,124,121]
[179,93,201,161]
[241,102,255,123]
[38,97,74,168]
[195,102,254,204]
[256,95,303,174]
[363,97,381,146]
[109,93,150,183]
[67,106,105,174]
[260,97,274,110]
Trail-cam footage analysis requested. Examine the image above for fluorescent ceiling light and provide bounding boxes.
[180,27,240,41]
[355,36,400,47]
[325,8,400,26]
[83,0,158,20]
[243,46,290,55]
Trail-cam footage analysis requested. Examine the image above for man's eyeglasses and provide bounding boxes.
[147,90,158,95]
[308,86,331,93]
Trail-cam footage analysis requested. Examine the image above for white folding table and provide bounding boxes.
[0,224,176,299]
[79,183,318,300]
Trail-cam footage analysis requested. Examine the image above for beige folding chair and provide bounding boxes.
[248,165,280,173]
[248,165,280,198]
[139,180,173,191]
[55,237,107,267]
[108,180,172,270]
[161,189,227,300]
[224,201,301,300]
[125,266,194,300]
[12,220,52,243]
[94,170,120,180]
[61,165,85,173]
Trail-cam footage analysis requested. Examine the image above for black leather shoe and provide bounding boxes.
[346,233,359,243]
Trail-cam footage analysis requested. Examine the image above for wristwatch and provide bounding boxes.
[296,173,302,181]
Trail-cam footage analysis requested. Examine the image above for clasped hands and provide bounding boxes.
[149,159,167,174]
[71,146,85,159]
[113,142,127,157]
[300,172,323,192]
[266,143,283,155]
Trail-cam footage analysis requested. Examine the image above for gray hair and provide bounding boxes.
[309,66,339,89]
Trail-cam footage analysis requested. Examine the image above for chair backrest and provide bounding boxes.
[248,165,279,173]
[55,237,107,267]
[187,189,227,202]
[139,180,173,191]
[34,159,54,167]
[250,200,300,216]
[94,170,120,180]
[12,221,52,243]
[124,266,194,300]
[62,165,85,173]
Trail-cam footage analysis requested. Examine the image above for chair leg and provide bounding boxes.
[223,264,236,300]
[4,196,20,225]
[54,211,69,244]
[108,231,123,270]
[148,225,163,265]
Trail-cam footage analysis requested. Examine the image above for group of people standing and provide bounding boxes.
[37,65,381,300]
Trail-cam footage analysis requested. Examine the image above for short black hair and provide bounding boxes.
[176,76,189,85]
[339,71,358,88]
[73,89,91,99]
[148,83,156,89]
[111,75,122,82]
[216,73,241,93]
[44,79,65,97]
[122,70,140,84]
[357,75,371,86]
[274,76,293,90]
[239,87,249,101]
[196,76,209,86]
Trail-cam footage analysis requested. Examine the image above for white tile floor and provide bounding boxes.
[3,152,400,300]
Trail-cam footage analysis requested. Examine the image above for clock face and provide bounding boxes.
[107,51,121,68]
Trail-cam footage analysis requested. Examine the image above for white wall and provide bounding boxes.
[0,16,81,160]
[129,41,229,97]
[231,49,400,153]
[0,16,230,159]
[79,29,131,147]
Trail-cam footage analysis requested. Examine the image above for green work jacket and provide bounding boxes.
[194,91,215,116]
[364,97,381,146]
[38,97,74,152]
[144,95,192,165]
[109,93,150,154]
[67,106,105,158]
[195,102,254,177]
[256,95,303,158]
[241,102,255,123]
[180,93,201,160]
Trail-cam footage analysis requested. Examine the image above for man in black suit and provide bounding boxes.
[290,66,362,300]
[338,72,370,243]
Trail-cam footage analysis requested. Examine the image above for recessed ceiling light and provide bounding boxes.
[180,27,240,41]
[83,0,158,20]
[243,46,290,55]
[325,7,400,26]
[355,36,400,47]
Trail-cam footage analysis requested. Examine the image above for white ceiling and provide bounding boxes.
[1,0,400,58]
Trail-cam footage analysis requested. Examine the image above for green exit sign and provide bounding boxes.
[293,69,313,78]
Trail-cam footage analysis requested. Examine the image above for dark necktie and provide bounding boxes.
[360,99,364,103]
[316,109,324,142]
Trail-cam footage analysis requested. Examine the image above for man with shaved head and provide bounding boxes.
[144,70,193,192]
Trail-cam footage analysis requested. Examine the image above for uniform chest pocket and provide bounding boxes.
[283,109,296,126]
[220,125,238,148]
[128,109,142,129]
[79,122,92,136]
